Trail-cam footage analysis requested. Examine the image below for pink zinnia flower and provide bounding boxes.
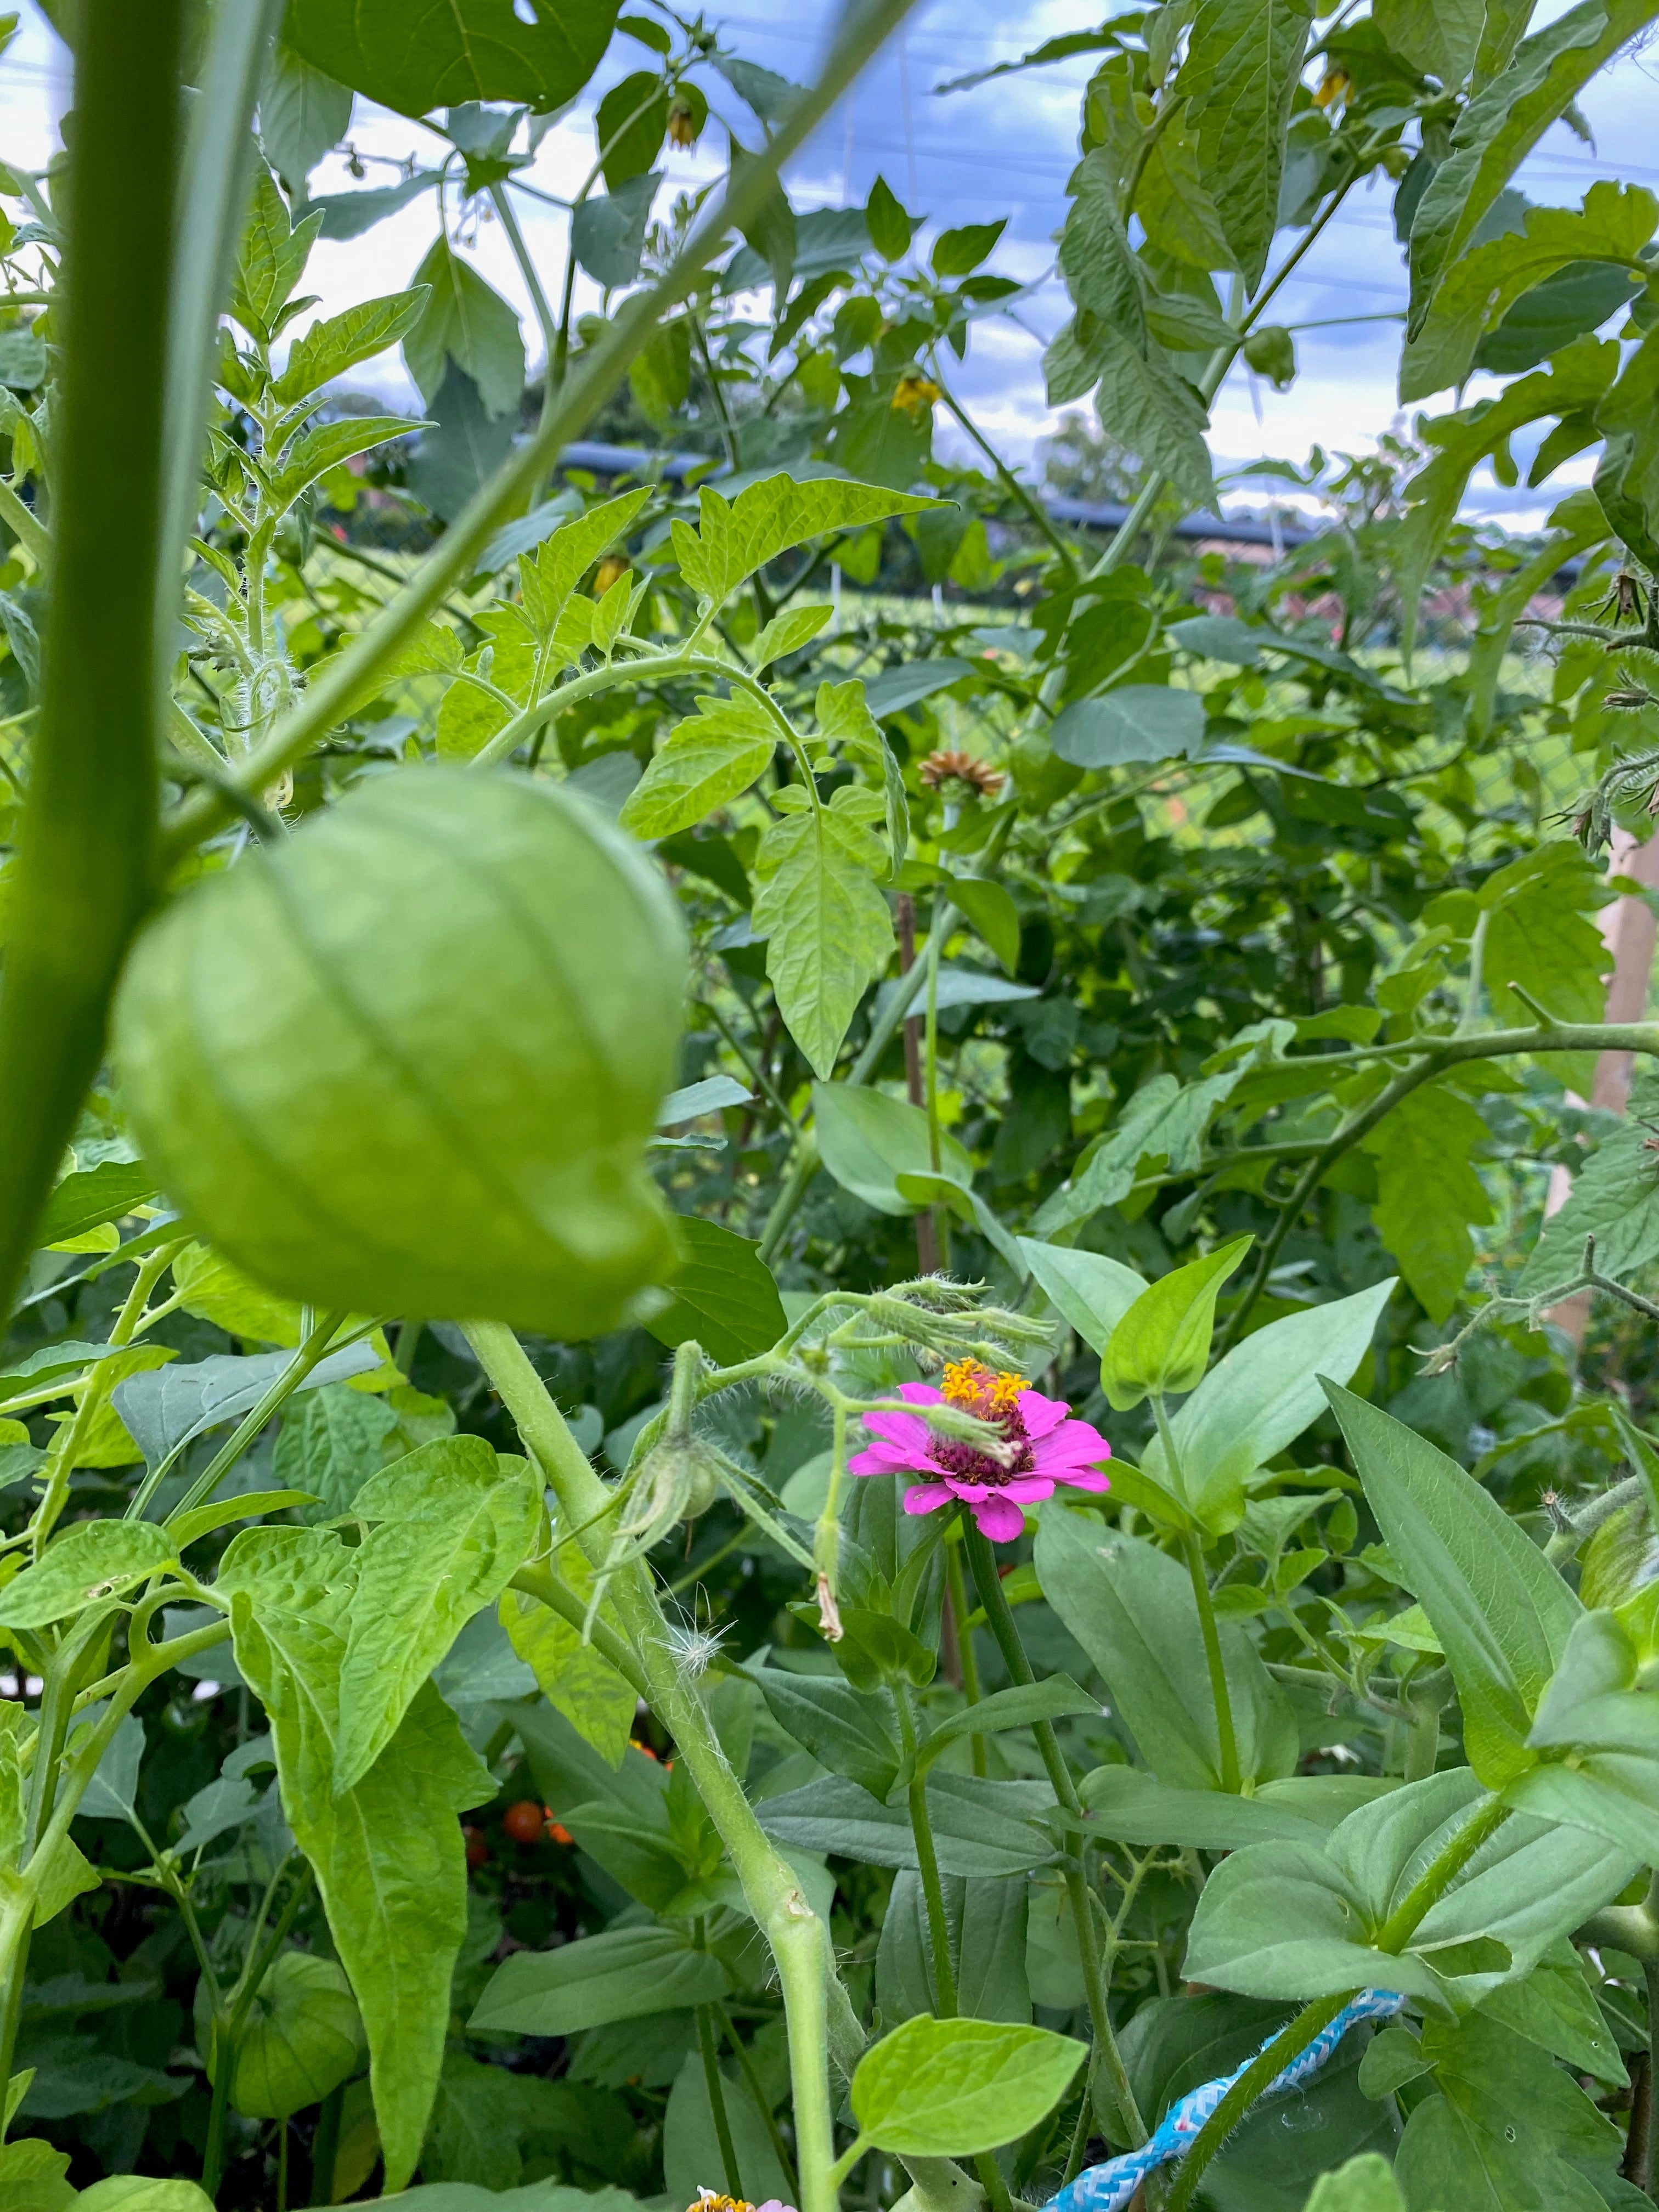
[847,1358,1111,1542]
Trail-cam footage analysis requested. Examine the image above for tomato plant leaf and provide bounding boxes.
[334,1439,541,1792]
[283,0,619,121]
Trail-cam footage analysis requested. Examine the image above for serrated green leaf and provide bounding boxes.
[1089,324,1213,507]
[1479,839,1610,1090]
[500,1540,635,1769]
[1402,180,1656,400]
[266,415,413,517]
[232,172,323,345]
[403,239,524,417]
[1362,1082,1493,1322]
[218,1526,493,2193]
[815,675,908,874]
[1375,0,1481,86]
[752,601,834,669]
[1408,0,1659,332]
[1395,340,1619,658]
[1058,149,1145,342]
[334,1438,541,1791]
[0,1521,177,1630]
[619,690,777,840]
[1182,0,1313,290]
[275,289,430,409]
[1325,1385,1580,1785]
[753,786,894,1076]
[672,473,943,608]
[851,2015,1085,2156]
[1517,1069,1659,1293]
[643,1215,785,1364]
[518,489,650,641]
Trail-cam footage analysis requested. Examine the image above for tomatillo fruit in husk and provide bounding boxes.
[114,766,686,1337]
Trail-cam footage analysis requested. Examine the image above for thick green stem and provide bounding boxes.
[463,1321,842,2212]
[0,0,180,1310]
[961,1519,1145,2148]
[900,1694,959,2015]
[944,1536,987,1776]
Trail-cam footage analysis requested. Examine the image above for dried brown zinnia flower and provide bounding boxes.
[920,749,1005,798]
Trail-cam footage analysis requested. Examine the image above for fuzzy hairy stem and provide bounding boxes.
[463,1319,842,2212]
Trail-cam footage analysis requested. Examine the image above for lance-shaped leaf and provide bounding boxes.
[1035,1510,1297,1789]
[753,786,894,1077]
[275,289,431,409]
[262,415,416,518]
[1182,0,1313,290]
[1324,1385,1580,1786]
[218,1526,492,2194]
[469,1924,731,2036]
[1401,180,1656,400]
[620,690,778,841]
[233,173,323,346]
[1099,1237,1251,1410]
[1408,0,1659,330]
[334,1438,541,1792]
[672,473,941,608]
[1143,1277,1394,1528]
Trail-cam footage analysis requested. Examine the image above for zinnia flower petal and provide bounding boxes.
[1016,1387,1073,1440]
[1056,1467,1111,1493]
[1002,1475,1057,1503]
[1031,1417,1111,1471]
[901,1480,956,1516]
[861,1409,933,1452]
[848,1442,927,1477]
[972,1493,1027,1542]
[896,1382,945,1406]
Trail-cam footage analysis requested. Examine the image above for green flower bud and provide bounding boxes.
[114,767,686,1338]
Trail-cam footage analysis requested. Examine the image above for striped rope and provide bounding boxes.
[1044,1989,1408,2212]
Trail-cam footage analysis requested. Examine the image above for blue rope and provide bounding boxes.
[1044,1989,1408,2212]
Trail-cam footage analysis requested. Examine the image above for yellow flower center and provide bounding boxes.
[941,1359,1025,1418]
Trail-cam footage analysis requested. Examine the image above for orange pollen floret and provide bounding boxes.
[941,1358,1025,1417]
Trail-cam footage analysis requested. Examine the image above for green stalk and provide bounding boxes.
[898,1692,959,2015]
[462,1321,842,2212]
[719,2001,802,2203]
[699,2003,746,2198]
[943,1536,987,1777]
[0,0,181,1310]
[961,1519,1145,2148]
[1644,1961,1659,2197]
[1155,1397,1240,1793]
[309,2080,345,2209]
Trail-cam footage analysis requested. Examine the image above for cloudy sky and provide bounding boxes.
[3,2,1656,532]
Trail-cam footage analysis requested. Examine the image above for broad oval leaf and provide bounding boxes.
[1324,1383,1581,1786]
[284,0,619,121]
[1051,685,1206,769]
[114,769,687,1341]
[1099,1236,1251,1409]
[850,2013,1085,2155]
[469,1925,731,2036]
[642,1215,786,1365]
